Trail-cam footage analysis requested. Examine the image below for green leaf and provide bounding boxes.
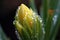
[29,0,37,13]
[42,0,49,24]
[49,0,60,40]
[44,13,53,40]
[0,26,9,40]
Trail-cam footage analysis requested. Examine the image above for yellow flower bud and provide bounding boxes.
[17,4,34,27]
[14,4,42,35]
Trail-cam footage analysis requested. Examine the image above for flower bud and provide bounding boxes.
[17,4,34,27]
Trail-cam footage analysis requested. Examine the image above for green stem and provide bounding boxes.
[29,0,37,13]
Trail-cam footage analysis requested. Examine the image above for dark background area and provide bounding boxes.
[0,0,60,40]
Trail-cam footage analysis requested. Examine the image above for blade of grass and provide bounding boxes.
[31,18,37,40]
[36,16,43,40]
[33,16,43,40]
[42,0,52,40]
[29,0,37,13]
[49,0,60,40]
[50,14,60,40]
[0,26,9,40]
[43,0,59,40]
[42,0,49,24]
[44,13,53,40]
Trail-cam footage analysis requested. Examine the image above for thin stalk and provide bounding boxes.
[29,0,37,13]
[44,13,53,40]
[42,0,49,24]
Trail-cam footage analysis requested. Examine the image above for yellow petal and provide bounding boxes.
[17,4,33,26]
[15,21,22,34]
[18,4,33,21]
